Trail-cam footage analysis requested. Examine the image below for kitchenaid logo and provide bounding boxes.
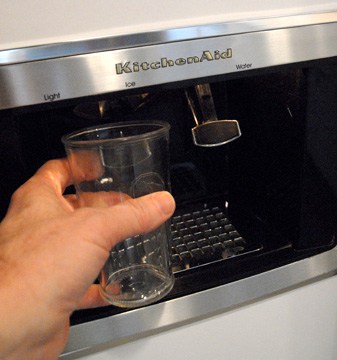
[115,49,232,75]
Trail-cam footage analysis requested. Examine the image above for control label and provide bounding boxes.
[125,81,136,88]
[235,63,253,70]
[44,92,61,102]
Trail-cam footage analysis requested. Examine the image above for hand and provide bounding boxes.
[0,159,175,360]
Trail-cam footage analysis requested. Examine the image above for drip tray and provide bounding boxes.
[169,162,262,273]
[170,200,263,273]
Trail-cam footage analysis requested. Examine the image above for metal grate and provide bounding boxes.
[170,201,262,273]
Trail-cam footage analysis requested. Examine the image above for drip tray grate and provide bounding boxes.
[170,201,262,273]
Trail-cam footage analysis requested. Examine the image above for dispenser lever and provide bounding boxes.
[186,83,242,147]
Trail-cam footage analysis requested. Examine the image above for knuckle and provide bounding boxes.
[10,183,29,204]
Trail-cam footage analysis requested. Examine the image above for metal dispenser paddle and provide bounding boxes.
[185,83,241,147]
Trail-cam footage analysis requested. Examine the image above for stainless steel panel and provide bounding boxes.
[1,20,337,110]
[62,246,337,356]
[1,12,337,65]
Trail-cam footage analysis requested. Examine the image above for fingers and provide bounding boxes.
[76,192,176,310]
[34,159,73,195]
[64,194,79,210]
[79,191,176,251]
[76,285,109,309]
[7,159,74,217]
[66,150,104,184]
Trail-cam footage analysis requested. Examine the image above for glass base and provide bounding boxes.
[99,264,174,308]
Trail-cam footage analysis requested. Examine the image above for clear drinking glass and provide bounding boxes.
[62,121,174,308]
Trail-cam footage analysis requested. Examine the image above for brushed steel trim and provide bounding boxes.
[1,12,337,65]
[61,246,337,356]
[1,20,337,110]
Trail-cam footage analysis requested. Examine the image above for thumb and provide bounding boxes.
[77,191,176,252]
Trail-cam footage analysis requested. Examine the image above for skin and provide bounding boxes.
[0,159,175,359]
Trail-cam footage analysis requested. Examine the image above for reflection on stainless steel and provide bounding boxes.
[1,12,337,65]
[98,100,108,119]
[1,13,337,109]
[61,246,337,356]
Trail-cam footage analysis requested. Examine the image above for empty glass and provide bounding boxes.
[62,121,174,308]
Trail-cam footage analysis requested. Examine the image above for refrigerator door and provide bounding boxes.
[61,275,337,360]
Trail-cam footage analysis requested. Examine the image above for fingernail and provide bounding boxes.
[155,191,176,215]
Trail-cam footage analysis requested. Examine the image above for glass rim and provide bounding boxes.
[61,120,170,148]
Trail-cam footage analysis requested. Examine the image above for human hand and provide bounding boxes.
[0,159,175,360]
